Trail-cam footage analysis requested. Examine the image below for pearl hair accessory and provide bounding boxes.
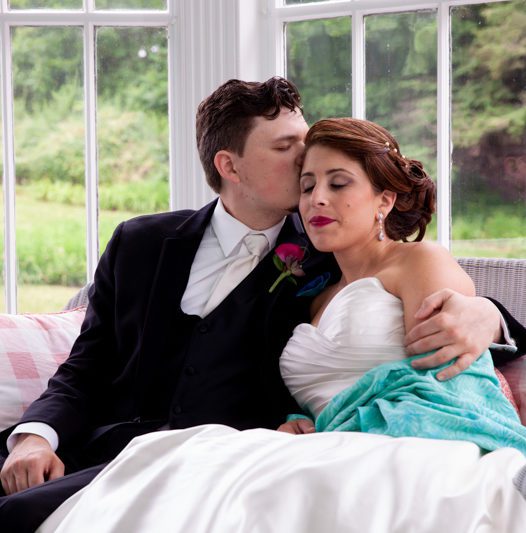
[377,212,385,241]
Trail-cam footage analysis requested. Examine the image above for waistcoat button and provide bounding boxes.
[173,405,182,415]
[198,322,209,333]
[185,366,196,376]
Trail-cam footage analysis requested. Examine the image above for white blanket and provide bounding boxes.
[39,425,526,533]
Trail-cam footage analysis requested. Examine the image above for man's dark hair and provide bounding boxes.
[196,77,303,192]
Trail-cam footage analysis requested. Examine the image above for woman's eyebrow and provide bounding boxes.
[326,168,352,175]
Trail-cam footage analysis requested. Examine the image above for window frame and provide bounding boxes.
[0,0,517,312]
[268,0,510,251]
[0,0,239,313]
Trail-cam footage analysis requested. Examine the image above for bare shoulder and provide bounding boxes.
[393,240,474,298]
[388,241,475,332]
[400,240,460,270]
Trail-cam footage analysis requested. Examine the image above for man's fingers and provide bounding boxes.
[411,345,457,369]
[27,463,46,488]
[1,473,14,496]
[404,312,454,349]
[47,459,65,482]
[406,329,451,356]
[435,354,475,381]
[411,348,476,381]
[413,289,453,320]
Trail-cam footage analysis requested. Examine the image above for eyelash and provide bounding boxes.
[301,183,347,194]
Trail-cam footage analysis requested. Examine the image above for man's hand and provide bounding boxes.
[0,434,64,495]
[405,289,501,381]
[277,419,315,435]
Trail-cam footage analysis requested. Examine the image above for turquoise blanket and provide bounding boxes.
[316,351,526,455]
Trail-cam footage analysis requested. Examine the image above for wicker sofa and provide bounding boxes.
[0,257,525,434]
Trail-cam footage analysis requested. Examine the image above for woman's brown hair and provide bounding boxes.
[305,118,436,241]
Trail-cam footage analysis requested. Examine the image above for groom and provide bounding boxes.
[0,77,523,531]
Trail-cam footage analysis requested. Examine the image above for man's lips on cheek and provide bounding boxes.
[309,216,335,227]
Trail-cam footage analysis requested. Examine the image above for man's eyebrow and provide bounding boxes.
[272,134,303,142]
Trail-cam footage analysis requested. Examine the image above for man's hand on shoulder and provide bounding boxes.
[0,433,64,495]
[404,289,501,380]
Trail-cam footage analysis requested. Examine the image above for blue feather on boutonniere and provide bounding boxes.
[296,272,331,298]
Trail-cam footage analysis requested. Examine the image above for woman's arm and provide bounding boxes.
[394,242,476,335]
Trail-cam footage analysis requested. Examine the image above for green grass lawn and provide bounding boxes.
[0,191,140,313]
[0,284,83,314]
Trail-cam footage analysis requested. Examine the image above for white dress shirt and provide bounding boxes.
[8,199,286,452]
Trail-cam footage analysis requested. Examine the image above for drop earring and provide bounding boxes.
[377,212,385,241]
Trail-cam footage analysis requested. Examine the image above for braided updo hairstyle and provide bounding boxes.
[304,118,436,241]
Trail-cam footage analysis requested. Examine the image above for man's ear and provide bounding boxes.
[214,150,240,184]
[379,190,397,214]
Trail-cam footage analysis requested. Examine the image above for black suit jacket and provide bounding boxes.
[4,201,338,467]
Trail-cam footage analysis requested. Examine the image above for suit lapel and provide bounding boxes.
[144,200,216,319]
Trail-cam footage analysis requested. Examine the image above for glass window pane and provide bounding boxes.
[9,0,81,8]
[451,0,526,258]
[96,27,169,253]
[365,10,437,240]
[95,0,166,8]
[12,27,86,313]
[286,17,352,125]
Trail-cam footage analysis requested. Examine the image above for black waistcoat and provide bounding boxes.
[135,241,313,432]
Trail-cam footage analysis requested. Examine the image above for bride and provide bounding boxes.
[279,117,526,450]
[38,119,526,533]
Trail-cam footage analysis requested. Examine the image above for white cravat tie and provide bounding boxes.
[202,233,269,316]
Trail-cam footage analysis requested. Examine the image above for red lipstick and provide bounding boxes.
[309,216,335,227]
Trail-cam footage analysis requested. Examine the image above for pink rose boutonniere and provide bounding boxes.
[269,243,306,293]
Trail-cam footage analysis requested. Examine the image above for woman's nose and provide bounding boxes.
[311,185,328,206]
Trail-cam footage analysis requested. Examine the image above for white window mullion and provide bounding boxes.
[0,21,17,313]
[167,13,177,210]
[83,21,99,281]
[351,10,365,119]
[436,2,451,249]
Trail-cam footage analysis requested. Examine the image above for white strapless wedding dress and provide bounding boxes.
[38,280,526,533]
[280,277,407,418]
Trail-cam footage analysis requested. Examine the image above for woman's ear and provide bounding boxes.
[379,190,397,215]
[214,150,240,184]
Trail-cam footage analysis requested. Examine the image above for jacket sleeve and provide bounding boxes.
[17,222,125,448]
[488,297,526,366]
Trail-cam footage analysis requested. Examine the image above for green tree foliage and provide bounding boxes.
[287,17,352,125]
[11,26,168,189]
[452,0,526,146]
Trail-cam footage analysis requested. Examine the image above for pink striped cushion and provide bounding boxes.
[494,367,520,416]
[498,355,526,425]
[0,308,86,431]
